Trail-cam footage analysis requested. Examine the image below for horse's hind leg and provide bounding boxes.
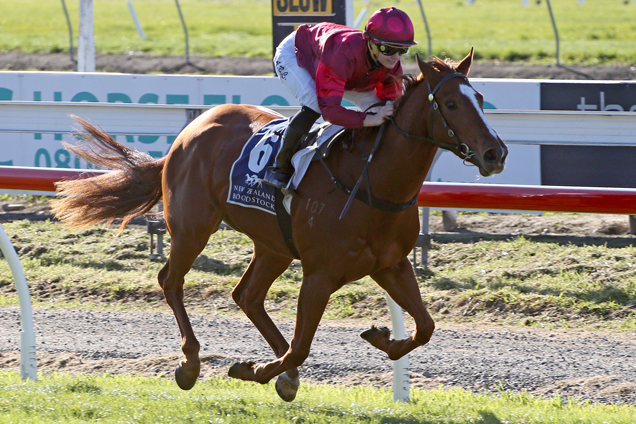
[158,200,222,390]
[363,257,435,360]
[229,242,300,401]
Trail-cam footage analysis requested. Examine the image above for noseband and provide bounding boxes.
[390,72,473,160]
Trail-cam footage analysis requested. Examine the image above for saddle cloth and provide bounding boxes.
[227,118,343,215]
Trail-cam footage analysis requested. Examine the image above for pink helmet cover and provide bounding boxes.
[365,7,417,46]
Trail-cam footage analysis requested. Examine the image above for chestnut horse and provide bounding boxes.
[53,50,507,401]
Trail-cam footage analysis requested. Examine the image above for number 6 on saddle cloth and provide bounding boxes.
[227,118,347,216]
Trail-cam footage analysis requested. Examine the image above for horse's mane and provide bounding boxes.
[393,57,459,114]
[354,57,459,139]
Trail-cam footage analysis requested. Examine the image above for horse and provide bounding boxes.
[52,49,507,402]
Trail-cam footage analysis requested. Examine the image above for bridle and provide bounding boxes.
[390,72,474,160]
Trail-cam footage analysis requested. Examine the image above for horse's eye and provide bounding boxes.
[446,101,456,110]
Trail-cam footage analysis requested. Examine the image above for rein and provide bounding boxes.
[320,123,417,219]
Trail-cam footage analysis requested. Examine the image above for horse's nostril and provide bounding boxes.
[483,148,499,164]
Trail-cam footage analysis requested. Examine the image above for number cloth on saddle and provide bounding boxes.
[227,118,343,214]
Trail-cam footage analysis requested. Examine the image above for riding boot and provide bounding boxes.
[263,106,321,190]
[263,126,304,189]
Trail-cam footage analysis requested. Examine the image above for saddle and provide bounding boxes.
[296,123,354,161]
[291,101,389,172]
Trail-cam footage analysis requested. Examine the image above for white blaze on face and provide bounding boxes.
[459,84,499,139]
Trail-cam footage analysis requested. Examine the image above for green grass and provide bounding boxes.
[423,235,636,329]
[0,371,634,423]
[1,0,635,65]
[1,216,636,331]
[0,0,272,58]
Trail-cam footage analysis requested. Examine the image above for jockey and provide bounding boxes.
[263,6,418,190]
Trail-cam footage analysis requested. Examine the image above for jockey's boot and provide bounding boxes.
[263,126,303,189]
[263,106,321,190]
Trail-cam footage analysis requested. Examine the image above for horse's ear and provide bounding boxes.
[416,54,436,81]
[456,47,474,76]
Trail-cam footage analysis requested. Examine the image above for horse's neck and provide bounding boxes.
[368,88,437,203]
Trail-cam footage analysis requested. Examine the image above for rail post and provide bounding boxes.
[78,0,95,72]
[0,224,37,381]
[386,294,410,402]
[630,215,636,235]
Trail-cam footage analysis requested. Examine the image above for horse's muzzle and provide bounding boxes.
[476,137,508,177]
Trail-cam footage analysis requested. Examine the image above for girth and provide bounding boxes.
[274,188,300,259]
[331,178,418,212]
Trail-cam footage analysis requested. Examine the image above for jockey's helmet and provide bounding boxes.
[364,7,418,47]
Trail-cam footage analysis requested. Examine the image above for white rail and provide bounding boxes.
[0,101,297,136]
[2,102,636,146]
[485,109,636,146]
[0,224,37,381]
[386,293,410,402]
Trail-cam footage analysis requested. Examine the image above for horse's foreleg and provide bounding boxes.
[229,242,300,400]
[229,274,336,400]
[366,257,435,360]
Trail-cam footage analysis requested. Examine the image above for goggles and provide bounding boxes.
[376,42,409,56]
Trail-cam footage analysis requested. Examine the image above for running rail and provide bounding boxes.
[0,166,108,192]
[417,182,636,214]
[4,166,636,214]
[2,103,636,146]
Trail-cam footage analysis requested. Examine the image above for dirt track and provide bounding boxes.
[1,305,636,405]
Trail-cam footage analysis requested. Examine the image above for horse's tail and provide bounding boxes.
[51,115,165,231]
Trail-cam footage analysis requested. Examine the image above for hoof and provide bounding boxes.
[228,361,255,380]
[175,363,198,390]
[275,373,300,402]
[360,325,391,345]
[228,362,242,379]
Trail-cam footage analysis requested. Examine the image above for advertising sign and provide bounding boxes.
[272,0,349,54]
[0,71,297,168]
[541,82,636,112]
[8,73,633,191]
[0,72,547,186]
[540,82,636,188]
